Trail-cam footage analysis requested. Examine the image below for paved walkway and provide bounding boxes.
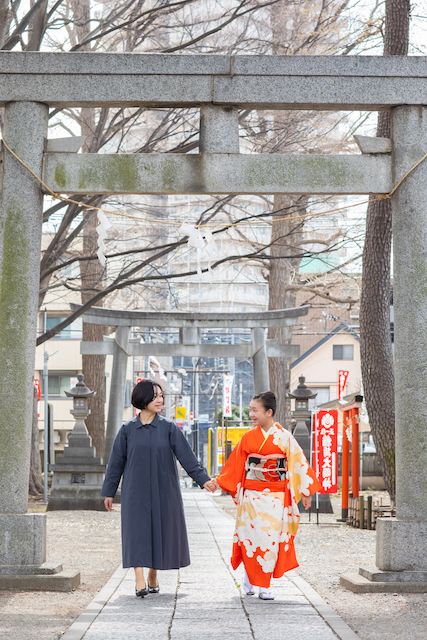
[62,491,359,640]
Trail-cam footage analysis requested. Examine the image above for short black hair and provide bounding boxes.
[131,380,163,410]
[252,391,277,416]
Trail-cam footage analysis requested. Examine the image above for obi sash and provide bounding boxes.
[243,453,287,491]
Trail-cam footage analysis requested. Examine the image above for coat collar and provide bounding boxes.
[135,413,160,429]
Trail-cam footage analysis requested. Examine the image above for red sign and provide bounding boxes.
[190,411,194,423]
[313,410,338,494]
[34,379,41,400]
[338,370,349,401]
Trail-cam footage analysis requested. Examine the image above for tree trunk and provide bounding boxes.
[80,207,108,459]
[359,0,410,501]
[73,1,109,459]
[0,0,10,48]
[81,323,107,459]
[268,195,306,427]
[26,0,48,51]
[79,124,108,458]
[29,384,44,496]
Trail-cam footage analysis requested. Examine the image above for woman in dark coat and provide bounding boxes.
[102,380,215,597]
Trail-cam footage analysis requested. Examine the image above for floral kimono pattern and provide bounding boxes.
[216,423,321,588]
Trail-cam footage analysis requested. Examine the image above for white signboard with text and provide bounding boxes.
[223,375,234,417]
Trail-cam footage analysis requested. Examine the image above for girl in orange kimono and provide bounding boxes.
[213,391,321,600]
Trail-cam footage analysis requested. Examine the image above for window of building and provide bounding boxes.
[47,375,76,397]
[45,316,82,339]
[308,387,330,410]
[333,344,354,360]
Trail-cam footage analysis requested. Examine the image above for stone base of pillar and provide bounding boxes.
[340,570,427,593]
[0,514,80,591]
[376,517,427,571]
[0,569,80,591]
[0,513,46,565]
[0,561,62,574]
[340,517,427,593]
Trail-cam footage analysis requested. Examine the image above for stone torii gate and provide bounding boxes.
[1,52,427,590]
[70,304,308,461]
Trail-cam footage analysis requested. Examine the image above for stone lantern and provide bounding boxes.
[288,375,332,514]
[288,375,317,451]
[64,373,95,442]
[48,374,106,510]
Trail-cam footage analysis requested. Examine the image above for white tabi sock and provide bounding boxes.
[242,569,255,595]
[258,587,275,600]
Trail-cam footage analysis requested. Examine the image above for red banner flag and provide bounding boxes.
[338,370,349,401]
[34,379,41,400]
[34,379,41,417]
[313,410,338,494]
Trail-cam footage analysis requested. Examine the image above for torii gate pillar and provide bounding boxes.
[0,102,48,570]
[376,106,427,572]
[342,105,427,592]
[251,327,270,394]
[0,102,79,589]
[104,325,130,463]
[0,102,56,585]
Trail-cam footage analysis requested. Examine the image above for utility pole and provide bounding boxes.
[42,309,59,503]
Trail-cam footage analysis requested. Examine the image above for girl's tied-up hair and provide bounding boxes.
[252,391,277,416]
[132,379,164,410]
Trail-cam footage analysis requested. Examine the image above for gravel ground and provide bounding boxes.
[214,493,427,640]
[1,492,427,640]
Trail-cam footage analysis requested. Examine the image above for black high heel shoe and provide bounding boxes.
[148,584,160,594]
[135,586,149,597]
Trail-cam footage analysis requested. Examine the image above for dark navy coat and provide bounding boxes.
[101,413,210,569]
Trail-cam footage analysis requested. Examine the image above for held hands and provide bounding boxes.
[302,496,312,510]
[203,478,220,493]
[104,497,115,512]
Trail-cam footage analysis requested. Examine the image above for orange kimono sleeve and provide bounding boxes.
[215,437,247,501]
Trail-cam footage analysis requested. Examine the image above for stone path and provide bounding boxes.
[62,492,358,640]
